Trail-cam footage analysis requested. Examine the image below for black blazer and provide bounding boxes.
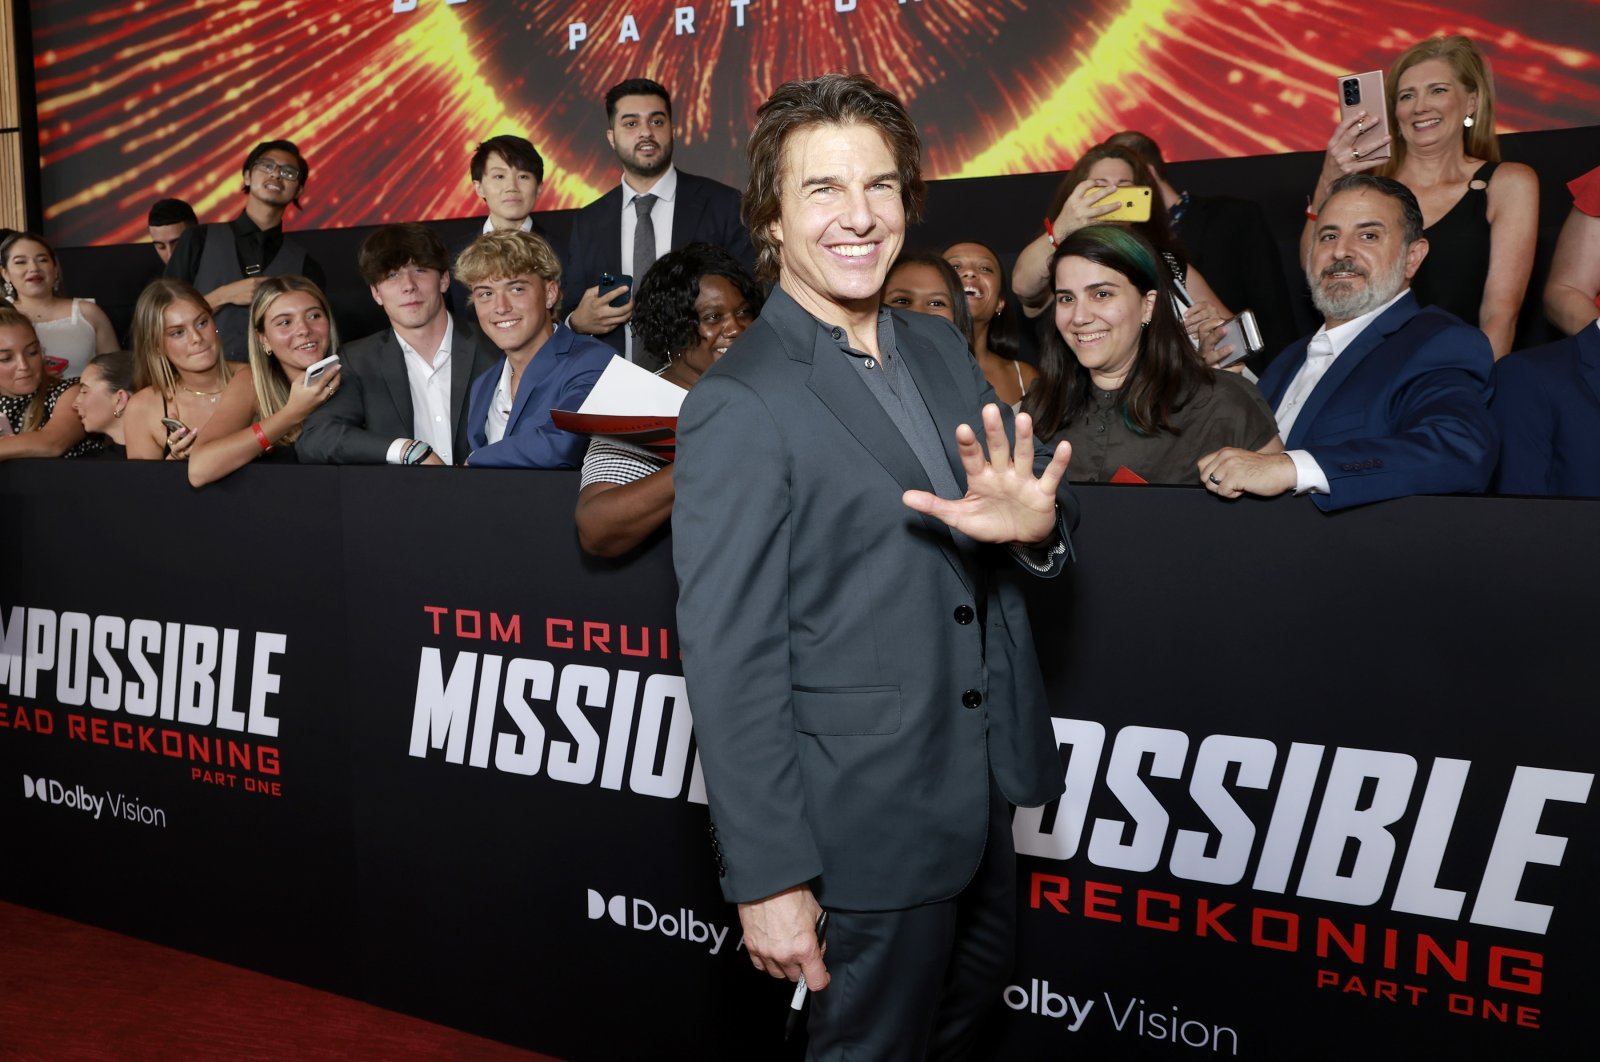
[565,170,755,355]
[673,289,1074,911]
[296,315,496,465]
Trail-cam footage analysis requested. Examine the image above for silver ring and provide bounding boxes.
[1352,148,1364,160]
[1208,473,1221,485]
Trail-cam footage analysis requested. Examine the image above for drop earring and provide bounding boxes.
[1463,113,1476,128]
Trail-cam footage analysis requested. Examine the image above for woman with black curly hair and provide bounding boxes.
[575,242,764,556]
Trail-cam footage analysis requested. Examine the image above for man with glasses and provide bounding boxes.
[165,140,327,361]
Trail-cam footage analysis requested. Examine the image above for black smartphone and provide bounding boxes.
[598,273,632,308]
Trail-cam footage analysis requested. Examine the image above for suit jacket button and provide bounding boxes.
[962,689,983,709]
[954,605,974,624]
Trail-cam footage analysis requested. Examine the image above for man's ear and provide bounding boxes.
[1403,237,1429,281]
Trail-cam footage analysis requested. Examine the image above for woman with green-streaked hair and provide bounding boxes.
[1022,224,1282,485]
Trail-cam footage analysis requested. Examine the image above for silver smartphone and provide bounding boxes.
[1214,310,1263,368]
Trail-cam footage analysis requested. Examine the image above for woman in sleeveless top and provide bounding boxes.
[125,279,234,460]
[72,351,136,460]
[944,241,1039,409]
[188,275,343,486]
[1302,36,1537,358]
[0,231,118,379]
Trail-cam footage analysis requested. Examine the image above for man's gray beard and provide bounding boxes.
[1309,252,1409,323]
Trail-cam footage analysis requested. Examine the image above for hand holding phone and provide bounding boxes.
[1212,310,1263,369]
[598,273,633,309]
[1097,186,1154,224]
[160,417,189,434]
[304,354,340,387]
[1335,71,1393,165]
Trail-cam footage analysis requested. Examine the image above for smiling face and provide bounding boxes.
[943,242,1005,325]
[162,299,222,376]
[371,262,450,332]
[3,239,58,300]
[882,261,958,324]
[1394,58,1476,152]
[1307,188,1427,326]
[245,149,303,209]
[1053,254,1156,391]
[607,94,675,182]
[471,274,558,358]
[0,323,44,398]
[770,122,906,325]
[258,290,331,371]
[677,274,756,376]
[72,363,123,434]
[473,151,541,228]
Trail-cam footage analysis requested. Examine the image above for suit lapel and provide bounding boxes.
[1286,293,1419,449]
[506,327,567,433]
[670,174,706,253]
[800,315,979,593]
[377,330,412,427]
[1262,339,1309,409]
[898,322,974,496]
[448,319,478,432]
[804,327,933,497]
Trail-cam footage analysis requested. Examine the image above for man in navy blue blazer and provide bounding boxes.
[1199,174,1496,510]
[1491,321,1600,496]
[564,78,754,366]
[455,230,613,469]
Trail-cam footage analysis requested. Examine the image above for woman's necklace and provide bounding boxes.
[183,384,222,397]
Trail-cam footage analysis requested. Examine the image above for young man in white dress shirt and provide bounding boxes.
[297,223,495,466]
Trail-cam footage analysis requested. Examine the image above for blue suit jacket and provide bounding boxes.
[1491,322,1600,497]
[565,170,755,356]
[1258,291,1497,511]
[465,324,615,469]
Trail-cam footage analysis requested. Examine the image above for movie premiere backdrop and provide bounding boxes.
[2,461,1598,1060]
[27,0,1600,247]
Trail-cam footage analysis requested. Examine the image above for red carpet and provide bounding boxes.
[0,902,562,1061]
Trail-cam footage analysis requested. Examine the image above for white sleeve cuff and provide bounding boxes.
[385,439,410,465]
[1285,449,1330,495]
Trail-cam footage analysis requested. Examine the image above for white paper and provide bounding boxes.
[574,357,686,417]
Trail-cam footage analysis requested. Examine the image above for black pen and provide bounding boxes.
[784,910,828,1040]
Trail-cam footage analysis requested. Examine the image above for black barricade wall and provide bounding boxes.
[2,462,1597,1060]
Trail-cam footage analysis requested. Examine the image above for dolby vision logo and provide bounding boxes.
[586,888,629,926]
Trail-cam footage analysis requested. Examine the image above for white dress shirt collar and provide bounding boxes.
[482,215,535,235]
[622,164,678,205]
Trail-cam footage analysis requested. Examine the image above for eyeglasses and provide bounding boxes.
[251,160,303,183]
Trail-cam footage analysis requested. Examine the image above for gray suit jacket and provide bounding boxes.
[672,288,1073,912]
[297,316,495,465]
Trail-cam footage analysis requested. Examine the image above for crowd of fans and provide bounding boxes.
[3,41,1599,530]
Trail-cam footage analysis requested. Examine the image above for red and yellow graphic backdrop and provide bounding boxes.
[28,0,1600,246]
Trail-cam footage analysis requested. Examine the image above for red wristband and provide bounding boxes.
[1043,216,1057,246]
[251,422,272,452]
